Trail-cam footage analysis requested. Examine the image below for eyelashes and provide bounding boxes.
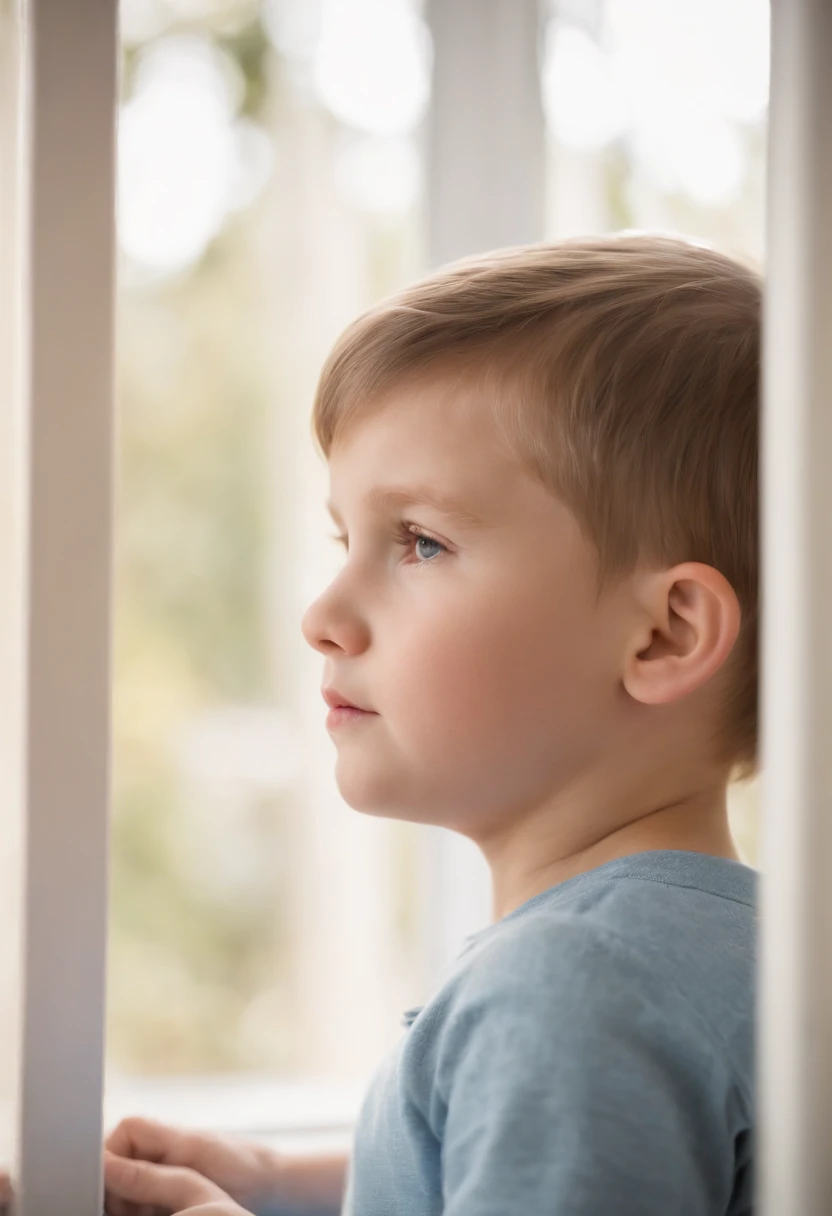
[394,522,447,562]
[328,521,448,563]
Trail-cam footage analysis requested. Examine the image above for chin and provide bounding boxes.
[333,761,448,826]
[333,759,389,815]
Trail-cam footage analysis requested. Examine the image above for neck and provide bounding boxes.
[476,775,739,921]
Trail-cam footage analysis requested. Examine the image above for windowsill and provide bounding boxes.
[105,1073,363,1155]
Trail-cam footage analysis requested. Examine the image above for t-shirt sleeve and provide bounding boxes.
[430,921,738,1216]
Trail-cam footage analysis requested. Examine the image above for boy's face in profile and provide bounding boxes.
[302,374,638,840]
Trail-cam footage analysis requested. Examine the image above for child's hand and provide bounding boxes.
[104,1149,252,1215]
[105,1117,279,1213]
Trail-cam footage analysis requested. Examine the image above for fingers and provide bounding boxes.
[106,1116,189,1165]
[104,1151,227,1213]
[176,1207,245,1216]
[105,1115,200,1214]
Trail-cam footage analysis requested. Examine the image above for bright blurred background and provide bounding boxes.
[102,0,767,1139]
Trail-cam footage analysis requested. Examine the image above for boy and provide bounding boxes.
[104,234,758,1215]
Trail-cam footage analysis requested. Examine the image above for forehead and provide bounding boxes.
[327,375,518,501]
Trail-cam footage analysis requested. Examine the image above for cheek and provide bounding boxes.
[394,581,606,753]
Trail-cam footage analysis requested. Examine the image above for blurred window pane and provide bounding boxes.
[108,0,430,1108]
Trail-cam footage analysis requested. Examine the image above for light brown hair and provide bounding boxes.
[312,235,761,780]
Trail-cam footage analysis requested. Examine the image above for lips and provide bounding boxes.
[322,686,371,712]
[322,686,377,733]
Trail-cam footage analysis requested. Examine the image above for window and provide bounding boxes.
[8,0,830,1209]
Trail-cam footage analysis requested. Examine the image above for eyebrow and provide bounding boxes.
[326,485,485,529]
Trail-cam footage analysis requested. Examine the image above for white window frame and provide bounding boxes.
[0,0,25,1175]
[5,0,118,1212]
[759,1,832,1210]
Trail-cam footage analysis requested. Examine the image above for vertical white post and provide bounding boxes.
[760,0,832,1211]
[426,0,545,268]
[422,0,545,978]
[0,0,25,1173]
[14,1,118,1212]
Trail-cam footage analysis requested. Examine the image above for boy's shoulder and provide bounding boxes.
[406,850,756,1093]
[390,852,755,1216]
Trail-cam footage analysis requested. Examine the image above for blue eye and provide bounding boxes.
[415,534,444,561]
[397,523,447,563]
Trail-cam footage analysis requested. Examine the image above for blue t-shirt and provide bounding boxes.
[342,849,756,1216]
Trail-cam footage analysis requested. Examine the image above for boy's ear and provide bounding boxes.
[622,562,742,707]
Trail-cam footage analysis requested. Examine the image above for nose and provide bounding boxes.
[301,574,370,657]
